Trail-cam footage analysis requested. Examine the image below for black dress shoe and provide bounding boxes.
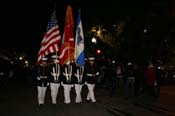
[86,100,90,103]
[92,102,96,104]
[52,104,57,107]
[39,104,43,107]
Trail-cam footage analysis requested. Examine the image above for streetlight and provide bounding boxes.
[25,60,29,64]
[91,37,97,44]
[96,26,102,38]
[144,29,147,33]
[24,60,29,67]
[19,56,23,60]
[10,61,14,64]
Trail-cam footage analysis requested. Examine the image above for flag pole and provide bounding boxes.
[67,4,70,81]
[54,3,58,76]
[68,41,70,80]
[55,52,58,75]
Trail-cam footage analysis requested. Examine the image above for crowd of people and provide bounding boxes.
[100,60,161,99]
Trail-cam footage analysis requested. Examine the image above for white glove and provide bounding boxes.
[96,72,100,76]
[37,76,40,80]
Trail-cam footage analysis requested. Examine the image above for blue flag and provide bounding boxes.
[74,10,85,66]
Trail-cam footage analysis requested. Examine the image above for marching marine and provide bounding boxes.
[61,61,74,104]
[35,57,49,106]
[72,64,85,104]
[48,55,62,105]
[84,57,100,104]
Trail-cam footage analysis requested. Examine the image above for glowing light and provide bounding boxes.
[19,57,23,60]
[91,37,97,44]
[25,60,29,64]
[144,29,147,33]
[96,49,101,54]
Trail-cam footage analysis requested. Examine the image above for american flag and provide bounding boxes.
[37,10,61,63]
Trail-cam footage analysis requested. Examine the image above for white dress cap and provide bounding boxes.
[88,57,95,61]
[41,57,48,61]
[51,55,59,59]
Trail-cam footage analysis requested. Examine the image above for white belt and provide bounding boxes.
[87,73,95,76]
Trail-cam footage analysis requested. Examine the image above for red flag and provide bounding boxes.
[37,11,61,63]
[59,5,75,65]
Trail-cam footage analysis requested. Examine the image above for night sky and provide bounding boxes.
[0,0,174,62]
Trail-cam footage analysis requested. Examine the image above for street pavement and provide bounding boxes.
[134,85,175,116]
[0,78,174,116]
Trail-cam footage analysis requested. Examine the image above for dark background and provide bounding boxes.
[0,0,174,62]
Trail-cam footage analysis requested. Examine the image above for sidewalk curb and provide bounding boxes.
[134,103,175,116]
[106,107,134,116]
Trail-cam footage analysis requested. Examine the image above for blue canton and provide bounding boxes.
[47,11,57,31]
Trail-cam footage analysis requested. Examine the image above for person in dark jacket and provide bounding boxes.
[155,65,161,98]
[144,62,157,96]
[133,63,144,96]
[123,62,135,98]
[109,61,117,96]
